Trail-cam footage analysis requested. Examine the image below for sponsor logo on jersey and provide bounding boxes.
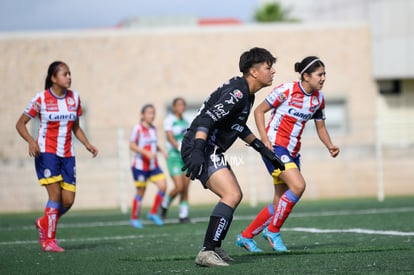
[48,113,77,121]
[33,101,41,112]
[288,108,312,120]
[277,93,287,102]
[224,96,235,105]
[231,124,244,132]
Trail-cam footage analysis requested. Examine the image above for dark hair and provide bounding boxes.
[172,97,186,107]
[44,61,67,89]
[294,56,324,79]
[141,103,155,115]
[239,47,276,75]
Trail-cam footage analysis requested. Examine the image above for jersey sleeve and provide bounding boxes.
[163,114,173,131]
[24,93,42,118]
[265,84,289,109]
[312,96,326,120]
[77,96,83,117]
[197,87,246,133]
[130,125,140,143]
[238,125,253,140]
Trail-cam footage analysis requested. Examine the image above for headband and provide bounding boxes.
[300,58,320,75]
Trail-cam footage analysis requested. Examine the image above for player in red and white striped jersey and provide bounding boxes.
[237,56,339,253]
[129,104,167,228]
[16,61,98,252]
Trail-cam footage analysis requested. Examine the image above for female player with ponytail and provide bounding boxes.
[236,56,339,253]
[16,61,98,252]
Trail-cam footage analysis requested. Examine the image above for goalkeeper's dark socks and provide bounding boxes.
[202,202,234,250]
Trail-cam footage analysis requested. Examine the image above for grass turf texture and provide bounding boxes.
[0,196,413,274]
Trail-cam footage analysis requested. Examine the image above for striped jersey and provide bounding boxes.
[130,123,159,171]
[163,113,188,152]
[24,89,82,157]
[265,81,326,157]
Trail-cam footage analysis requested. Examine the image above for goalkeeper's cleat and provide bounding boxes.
[147,213,164,226]
[179,217,192,224]
[214,247,234,262]
[130,219,143,229]
[35,218,46,247]
[43,239,64,252]
[236,233,263,252]
[262,227,288,252]
[160,207,168,220]
[195,249,229,267]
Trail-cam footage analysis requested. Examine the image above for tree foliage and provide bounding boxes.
[254,1,297,22]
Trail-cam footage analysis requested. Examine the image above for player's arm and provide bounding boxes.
[254,100,273,150]
[166,130,180,150]
[242,132,285,171]
[314,119,339,158]
[72,119,98,157]
[16,113,40,157]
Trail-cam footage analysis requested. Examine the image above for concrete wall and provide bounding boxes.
[1,22,410,213]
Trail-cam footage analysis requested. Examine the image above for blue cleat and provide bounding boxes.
[147,213,164,226]
[262,227,288,252]
[130,219,144,229]
[236,233,263,252]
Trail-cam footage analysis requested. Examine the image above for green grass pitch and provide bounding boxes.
[1,196,413,274]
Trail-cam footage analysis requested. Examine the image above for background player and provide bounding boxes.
[161,97,191,223]
[16,61,98,252]
[129,104,168,228]
[236,56,339,252]
[181,47,285,267]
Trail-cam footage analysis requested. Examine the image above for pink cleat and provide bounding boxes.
[43,239,65,252]
[35,218,46,247]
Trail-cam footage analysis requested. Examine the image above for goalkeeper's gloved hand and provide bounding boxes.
[250,138,285,171]
[181,138,205,180]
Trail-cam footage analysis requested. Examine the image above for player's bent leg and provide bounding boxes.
[262,227,288,252]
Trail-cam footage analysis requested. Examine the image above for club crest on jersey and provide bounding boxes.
[309,95,320,112]
[233,89,243,99]
[281,155,290,163]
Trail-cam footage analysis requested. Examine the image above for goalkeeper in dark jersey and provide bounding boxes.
[181,47,285,267]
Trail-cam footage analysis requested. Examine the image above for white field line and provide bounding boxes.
[1,207,413,246]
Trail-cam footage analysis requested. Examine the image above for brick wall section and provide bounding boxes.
[1,23,411,212]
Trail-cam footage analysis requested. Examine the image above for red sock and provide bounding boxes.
[242,204,273,238]
[150,191,164,214]
[131,196,142,220]
[45,207,59,240]
[267,193,296,233]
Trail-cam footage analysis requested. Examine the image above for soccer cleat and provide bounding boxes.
[236,233,263,252]
[195,250,229,267]
[35,218,46,247]
[43,239,64,252]
[179,217,192,224]
[160,207,168,220]
[147,213,164,226]
[262,227,288,252]
[214,247,234,262]
[130,219,144,229]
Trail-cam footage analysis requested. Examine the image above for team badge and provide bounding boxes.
[277,93,287,102]
[281,155,290,163]
[66,97,75,106]
[233,89,243,99]
[33,101,41,112]
[44,169,51,178]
